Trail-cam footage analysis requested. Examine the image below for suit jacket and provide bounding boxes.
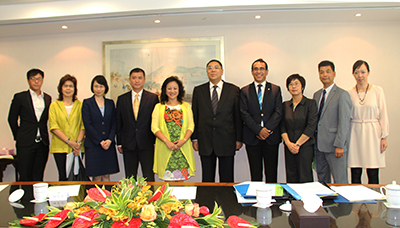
[313,84,352,152]
[240,82,283,146]
[8,90,52,147]
[192,81,243,157]
[116,90,158,151]
[82,96,116,148]
[280,96,318,147]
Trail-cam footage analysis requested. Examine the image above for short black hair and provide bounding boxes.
[206,59,223,69]
[352,60,370,74]
[91,75,109,94]
[129,68,146,77]
[286,74,306,93]
[160,76,185,104]
[251,58,268,71]
[27,68,44,80]
[318,60,335,72]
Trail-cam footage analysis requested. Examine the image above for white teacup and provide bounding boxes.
[380,181,400,206]
[381,208,400,227]
[33,183,49,202]
[256,185,272,207]
[257,207,272,225]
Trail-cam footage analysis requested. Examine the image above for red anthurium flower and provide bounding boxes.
[71,210,100,228]
[199,206,211,216]
[168,214,200,228]
[87,187,111,202]
[110,218,141,228]
[19,213,46,226]
[148,184,166,203]
[45,210,70,228]
[227,215,252,228]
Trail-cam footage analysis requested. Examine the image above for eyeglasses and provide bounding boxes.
[30,77,43,81]
[253,67,266,71]
[207,65,221,70]
[63,84,74,88]
[289,82,301,87]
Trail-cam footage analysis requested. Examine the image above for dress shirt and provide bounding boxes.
[131,89,143,105]
[209,80,224,100]
[318,83,334,110]
[29,89,45,138]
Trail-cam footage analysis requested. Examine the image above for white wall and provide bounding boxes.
[1,20,399,184]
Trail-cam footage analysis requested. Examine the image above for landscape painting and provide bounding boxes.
[103,37,224,102]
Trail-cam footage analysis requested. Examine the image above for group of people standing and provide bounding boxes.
[8,58,389,184]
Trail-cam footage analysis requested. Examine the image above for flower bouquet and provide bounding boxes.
[9,176,252,228]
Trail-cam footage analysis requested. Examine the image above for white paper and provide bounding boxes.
[48,185,81,197]
[0,184,9,193]
[331,185,385,201]
[299,191,322,213]
[235,189,257,203]
[288,182,336,196]
[169,186,197,200]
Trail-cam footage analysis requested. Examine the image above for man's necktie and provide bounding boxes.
[257,84,263,109]
[211,85,218,115]
[318,89,326,120]
[133,94,139,120]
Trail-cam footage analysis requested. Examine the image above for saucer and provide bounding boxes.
[8,189,24,202]
[279,202,292,211]
[30,199,48,203]
[9,202,25,209]
[384,202,400,209]
[252,203,272,208]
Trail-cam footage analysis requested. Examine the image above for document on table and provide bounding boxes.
[169,186,197,200]
[234,181,283,197]
[0,184,8,193]
[48,185,81,197]
[287,182,337,197]
[330,185,385,202]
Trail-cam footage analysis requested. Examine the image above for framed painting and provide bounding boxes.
[103,37,224,102]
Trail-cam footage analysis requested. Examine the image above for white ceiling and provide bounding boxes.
[0,1,399,38]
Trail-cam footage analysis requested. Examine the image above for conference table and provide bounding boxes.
[0,181,396,227]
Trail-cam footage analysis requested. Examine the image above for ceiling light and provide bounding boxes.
[61,25,68,29]
[355,13,361,17]
[255,15,261,19]
[154,19,161,24]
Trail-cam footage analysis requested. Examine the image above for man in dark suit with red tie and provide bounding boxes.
[116,68,159,181]
[240,58,283,182]
[8,68,52,181]
[192,59,243,183]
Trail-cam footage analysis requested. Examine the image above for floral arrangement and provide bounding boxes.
[9,176,255,228]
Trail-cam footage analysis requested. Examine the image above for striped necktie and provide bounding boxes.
[211,85,218,115]
[257,84,263,109]
[318,89,326,120]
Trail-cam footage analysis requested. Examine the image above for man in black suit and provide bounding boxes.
[192,59,243,183]
[116,68,158,181]
[8,68,52,181]
[240,58,283,182]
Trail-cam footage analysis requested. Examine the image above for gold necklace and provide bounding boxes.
[356,83,369,105]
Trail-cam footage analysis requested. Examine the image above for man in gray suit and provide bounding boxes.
[313,60,351,183]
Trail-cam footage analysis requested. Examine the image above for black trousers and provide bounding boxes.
[16,142,49,181]
[246,141,279,183]
[351,168,379,184]
[53,153,85,181]
[122,147,155,181]
[285,145,314,183]
[200,151,234,183]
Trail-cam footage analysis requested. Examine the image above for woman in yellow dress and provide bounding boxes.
[151,76,196,181]
[49,74,85,181]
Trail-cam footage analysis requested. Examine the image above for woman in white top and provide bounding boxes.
[347,60,389,184]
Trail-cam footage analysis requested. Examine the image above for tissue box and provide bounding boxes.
[291,201,329,228]
[0,148,15,156]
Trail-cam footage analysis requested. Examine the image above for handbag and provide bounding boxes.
[67,156,91,181]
